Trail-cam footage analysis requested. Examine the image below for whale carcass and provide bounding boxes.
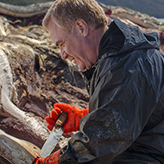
[0,1,163,163]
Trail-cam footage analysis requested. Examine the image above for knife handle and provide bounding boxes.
[55,112,67,128]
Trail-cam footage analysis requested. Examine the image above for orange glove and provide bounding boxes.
[32,149,60,164]
[45,103,89,134]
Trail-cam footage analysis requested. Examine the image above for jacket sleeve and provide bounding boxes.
[58,50,160,164]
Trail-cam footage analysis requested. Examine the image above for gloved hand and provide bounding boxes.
[45,103,89,134]
[32,149,60,164]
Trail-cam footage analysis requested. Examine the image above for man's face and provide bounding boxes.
[47,19,96,71]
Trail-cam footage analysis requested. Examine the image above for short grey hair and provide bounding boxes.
[42,0,108,33]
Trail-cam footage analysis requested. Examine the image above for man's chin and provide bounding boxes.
[78,65,86,71]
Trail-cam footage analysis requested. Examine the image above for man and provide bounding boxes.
[33,0,164,163]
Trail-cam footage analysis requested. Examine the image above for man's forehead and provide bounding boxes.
[48,19,66,43]
[48,19,58,33]
[48,19,65,32]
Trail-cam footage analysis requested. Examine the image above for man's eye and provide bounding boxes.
[60,42,64,47]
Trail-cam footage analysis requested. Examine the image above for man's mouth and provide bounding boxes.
[67,56,74,62]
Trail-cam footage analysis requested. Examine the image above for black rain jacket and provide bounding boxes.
[59,18,164,164]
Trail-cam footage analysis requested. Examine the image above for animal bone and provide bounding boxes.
[0,91,50,141]
[0,48,49,141]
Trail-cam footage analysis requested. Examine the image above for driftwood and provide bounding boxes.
[0,1,53,18]
[0,129,40,164]
[0,1,163,163]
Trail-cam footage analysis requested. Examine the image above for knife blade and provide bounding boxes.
[40,112,67,158]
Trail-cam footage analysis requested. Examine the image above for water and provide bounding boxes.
[158,18,164,23]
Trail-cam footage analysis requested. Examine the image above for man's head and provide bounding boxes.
[43,0,108,33]
[43,0,109,70]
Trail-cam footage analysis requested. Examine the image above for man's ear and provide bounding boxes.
[75,19,89,37]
